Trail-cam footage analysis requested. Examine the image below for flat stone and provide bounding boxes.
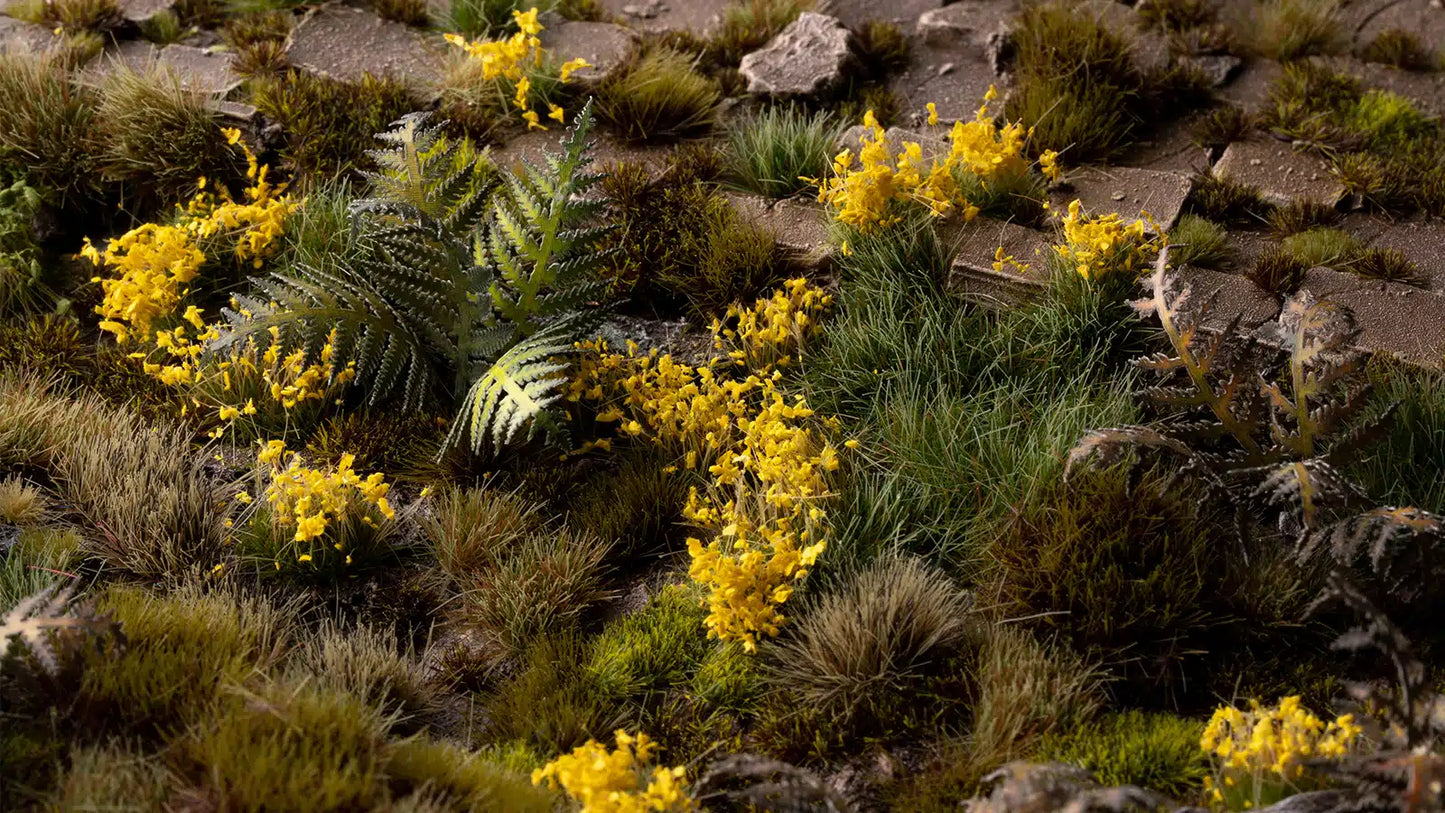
[724,193,834,272]
[1310,55,1445,118]
[1368,219,1445,290]
[1216,58,1283,113]
[156,44,243,97]
[1213,138,1344,208]
[823,0,944,31]
[1049,166,1193,231]
[1180,54,1243,87]
[1351,0,1445,53]
[947,217,1052,307]
[1298,266,1445,366]
[917,0,1019,51]
[1173,264,1281,333]
[537,22,636,90]
[286,4,443,87]
[489,129,674,178]
[597,0,729,35]
[76,39,159,86]
[1118,112,1214,175]
[0,16,60,55]
[740,12,857,98]
[118,0,175,24]
[888,43,1004,126]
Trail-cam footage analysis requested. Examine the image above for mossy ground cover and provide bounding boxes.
[3,0,1445,810]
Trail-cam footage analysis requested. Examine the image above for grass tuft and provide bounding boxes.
[1352,246,1427,287]
[1246,0,1345,61]
[0,475,48,524]
[1167,214,1233,269]
[853,20,909,78]
[421,486,542,581]
[0,53,104,207]
[374,0,428,26]
[250,70,418,183]
[1279,227,1361,270]
[485,634,623,753]
[1192,104,1253,150]
[598,49,720,143]
[289,621,439,724]
[724,105,840,198]
[1035,711,1209,798]
[1266,199,1340,235]
[710,0,812,66]
[1358,28,1438,71]
[586,584,710,700]
[1247,244,1309,297]
[1188,171,1272,225]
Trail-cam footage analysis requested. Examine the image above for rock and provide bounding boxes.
[537,21,636,90]
[917,0,1020,52]
[1119,111,1214,175]
[156,44,243,97]
[1212,138,1345,208]
[1050,166,1193,231]
[597,0,730,35]
[947,218,1052,307]
[489,129,674,179]
[888,38,1007,125]
[1173,264,1281,333]
[117,0,175,24]
[1369,219,1445,290]
[286,4,443,87]
[1351,0,1445,54]
[1298,267,1445,366]
[740,12,857,98]
[75,39,159,86]
[1256,791,1350,813]
[725,193,834,273]
[1216,57,1283,113]
[0,15,60,56]
[1181,54,1243,87]
[822,0,945,30]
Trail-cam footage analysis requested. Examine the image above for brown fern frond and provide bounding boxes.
[1,585,81,674]
[1248,459,1362,532]
[1301,508,1445,599]
[1063,426,1196,483]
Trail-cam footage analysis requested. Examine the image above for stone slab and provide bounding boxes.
[118,0,174,24]
[1173,264,1281,333]
[1310,55,1445,118]
[740,12,857,98]
[1215,57,1282,113]
[725,193,834,272]
[76,39,159,86]
[1298,266,1445,366]
[596,0,730,36]
[488,129,674,178]
[537,21,635,90]
[917,0,1019,50]
[0,15,59,55]
[888,42,1004,126]
[823,0,944,31]
[286,4,443,86]
[1213,138,1344,208]
[1351,0,1445,53]
[1368,218,1445,290]
[157,44,243,97]
[947,217,1051,307]
[1050,166,1193,231]
[1118,112,1214,175]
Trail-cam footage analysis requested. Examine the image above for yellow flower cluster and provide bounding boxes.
[85,128,297,344]
[812,88,1061,232]
[532,729,693,813]
[259,440,395,546]
[1200,696,1363,810]
[569,280,845,651]
[443,7,590,130]
[1051,198,1160,281]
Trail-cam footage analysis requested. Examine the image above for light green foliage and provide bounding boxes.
[587,584,710,699]
[1037,711,1209,797]
[95,67,245,203]
[1248,0,1345,61]
[725,106,840,198]
[485,634,623,753]
[764,556,974,734]
[48,741,171,812]
[384,737,556,811]
[219,107,612,453]
[138,8,185,43]
[80,583,294,733]
[598,49,720,142]
[0,179,49,316]
[0,475,48,524]
[1168,214,1233,269]
[0,528,80,613]
[0,53,104,207]
[1280,227,1362,270]
[1346,90,1433,149]
[445,0,553,38]
[690,641,760,710]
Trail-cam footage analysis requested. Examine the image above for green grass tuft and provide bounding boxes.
[598,49,720,143]
[0,53,104,208]
[1266,199,1340,235]
[1246,244,1309,297]
[1245,0,1345,61]
[853,20,910,78]
[586,584,710,700]
[725,105,840,198]
[421,486,542,581]
[1352,246,1427,287]
[374,0,428,26]
[1035,711,1209,798]
[1188,171,1272,225]
[1358,28,1438,71]
[1279,227,1361,270]
[709,0,813,66]
[1167,214,1233,269]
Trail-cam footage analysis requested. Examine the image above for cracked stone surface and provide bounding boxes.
[889,38,1006,126]
[917,0,1019,50]
[740,12,857,98]
[1174,264,1282,333]
[822,0,944,30]
[1369,219,1445,290]
[156,44,244,97]
[118,0,175,24]
[286,4,443,86]
[1050,166,1193,231]
[1348,0,1445,52]
[725,194,834,272]
[1298,266,1445,365]
[1310,55,1445,118]
[537,21,636,90]
[596,0,729,35]
[488,129,674,178]
[948,217,1051,307]
[1212,138,1344,208]
[76,40,159,85]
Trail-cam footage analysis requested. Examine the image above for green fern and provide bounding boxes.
[213,101,614,453]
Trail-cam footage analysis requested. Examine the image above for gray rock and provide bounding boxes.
[1256,791,1350,813]
[947,218,1052,308]
[286,4,443,87]
[1309,55,1445,118]
[740,12,857,98]
[1213,138,1344,208]
[1173,264,1281,333]
[888,36,1008,124]
[156,44,243,97]
[725,193,834,273]
[117,0,175,24]
[821,0,944,30]
[1216,58,1283,112]
[1370,218,1445,290]
[76,40,160,86]
[1298,267,1445,366]
[0,15,60,56]
[1050,166,1193,231]
[917,0,1020,52]
[1181,54,1243,87]
[537,21,636,90]
[597,0,729,35]
[1351,0,1445,54]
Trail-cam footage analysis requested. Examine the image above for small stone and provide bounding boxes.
[0,16,61,57]
[739,12,858,98]
[938,61,954,75]
[117,0,175,25]
[1111,191,1125,201]
[917,0,1019,52]
[156,43,243,97]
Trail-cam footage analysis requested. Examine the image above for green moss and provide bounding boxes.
[0,317,179,423]
[384,737,556,811]
[1035,711,1208,797]
[1280,227,1362,270]
[597,49,720,142]
[250,70,419,183]
[586,584,710,700]
[1167,214,1233,269]
[690,641,761,710]
[1357,28,1437,71]
[1346,90,1434,150]
[725,105,840,198]
[484,634,622,753]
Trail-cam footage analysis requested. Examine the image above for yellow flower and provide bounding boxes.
[548,103,566,123]
[235,490,252,504]
[297,553,313,563]
[523,109,545,130]
[926,102,939,126]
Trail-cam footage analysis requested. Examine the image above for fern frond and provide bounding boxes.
[1,585,81,675]
[448,324,576,454]
[1300,507,1445,597]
